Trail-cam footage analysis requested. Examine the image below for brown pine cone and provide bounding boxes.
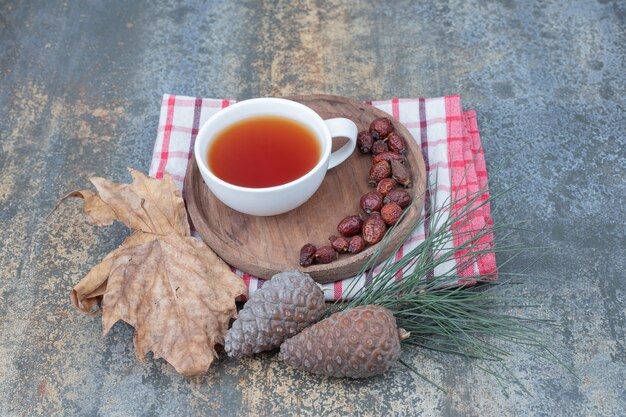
[225,271,325,359]
[279,305,405,378]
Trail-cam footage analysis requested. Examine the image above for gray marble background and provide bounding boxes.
[1,1,624,416]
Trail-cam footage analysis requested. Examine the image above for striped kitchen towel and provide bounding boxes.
[149,95,496,301]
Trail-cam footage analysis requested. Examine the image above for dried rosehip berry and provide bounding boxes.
[357,131,374,154]
[372,151,404,165]
[376,178,395,196]
[359,191,383,214]
[372,140,389,155]
[381,202,403,226]
[348,235,366,254]
[315,246,338,264]
[384,189,412,208]
[337,215,363,237]
[329,235,349,253]
[387,132,406,154]
[362,213,387,245]
[369,117,394,140]
[368,161,391,186]
[299,243,317,267]
[390,159,412,188]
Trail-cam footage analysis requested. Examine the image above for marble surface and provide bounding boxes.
[0,1,624,415]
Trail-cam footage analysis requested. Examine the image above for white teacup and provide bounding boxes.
[194,98,358,216]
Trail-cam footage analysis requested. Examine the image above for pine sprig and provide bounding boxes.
[330,157,574,392]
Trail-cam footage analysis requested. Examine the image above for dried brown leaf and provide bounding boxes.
[59,169,247,376]
[71,230,156,315]
[88,168,190,236]
[53,190,117,226]
[101,232,245,375]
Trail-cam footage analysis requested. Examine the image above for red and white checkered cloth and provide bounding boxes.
[149,95,496,301]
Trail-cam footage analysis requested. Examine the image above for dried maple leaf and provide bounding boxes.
[56,168,247,376]
[58,168,190,235]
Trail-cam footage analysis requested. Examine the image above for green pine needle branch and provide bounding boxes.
[329,154,576,393]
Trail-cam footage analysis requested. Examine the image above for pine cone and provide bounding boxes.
[279,305,405,378]
[224,270,325,359]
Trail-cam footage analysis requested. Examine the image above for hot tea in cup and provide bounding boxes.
[194,98,358,216]
[207,116,321,188]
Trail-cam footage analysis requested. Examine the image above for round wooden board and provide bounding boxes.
[184,94,426,283]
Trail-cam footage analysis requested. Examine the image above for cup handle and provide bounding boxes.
[324,118,358,169]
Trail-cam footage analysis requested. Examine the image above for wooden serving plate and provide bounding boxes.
[184,94,426,283]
